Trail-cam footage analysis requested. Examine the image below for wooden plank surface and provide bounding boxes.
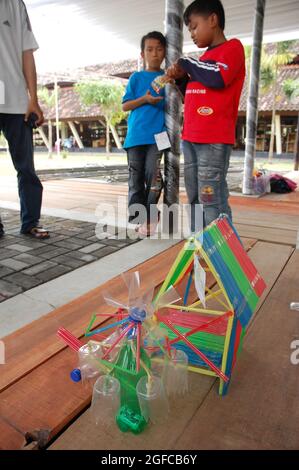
[0,241,185,392]
[235,223,298,246]
[0,418,25,450]
[0,238,257,395]
[2,178,298,216]
[232,209,299,231]
[49,373,215,451]
[48,242,293,450]
[174,250,299,450]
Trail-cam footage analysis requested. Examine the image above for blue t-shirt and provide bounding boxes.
[122,70,166,149]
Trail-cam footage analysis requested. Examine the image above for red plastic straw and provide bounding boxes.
[163,319,229,382]
[57,327,83,352]
[57,329,82,351]
[146,312,232,355]
[102,322,135,360]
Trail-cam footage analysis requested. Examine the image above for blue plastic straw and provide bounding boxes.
[183,270,193,306]
[203,231,253,327]
[85,318,129,337]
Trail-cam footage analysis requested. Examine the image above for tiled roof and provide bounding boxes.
[239,65,299,112]
[42,86,102,120]
[84,59,139,78]
[40,44,299,119]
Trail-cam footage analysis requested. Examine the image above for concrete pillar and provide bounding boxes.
[275,114,282,156]
[61,121,67,142]
[37,126,50,151]
[54,76,60,156]
[164,0,184,216]
[242,0,266,194]
[68,121,84,149]
[110,124,122,149]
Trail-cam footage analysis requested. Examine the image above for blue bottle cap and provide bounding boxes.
[70,368,81,382]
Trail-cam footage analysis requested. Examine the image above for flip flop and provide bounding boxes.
[137,223,149,237]
[25,227,50,240]
[138,220,159,237]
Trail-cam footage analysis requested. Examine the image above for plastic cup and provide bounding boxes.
[136,375,169,425]
[162,349,189,397]
[78,340,103,381]
[91,375,120,426]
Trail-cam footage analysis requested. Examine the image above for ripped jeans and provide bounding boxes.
[183,141,232,231]
[127,144,163,224]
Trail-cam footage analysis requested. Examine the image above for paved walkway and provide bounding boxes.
[0,208,137,303]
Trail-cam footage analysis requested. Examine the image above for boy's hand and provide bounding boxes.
[144,90,164,105]
[25,99,44,126]
[166,62,186,80]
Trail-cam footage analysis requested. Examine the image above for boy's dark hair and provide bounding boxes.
[183,0,225,30]
[141,31,167,52]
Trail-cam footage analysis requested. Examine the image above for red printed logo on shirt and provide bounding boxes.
[197,107,214,116]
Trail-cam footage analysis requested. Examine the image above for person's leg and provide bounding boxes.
[144,144,163,224]
[127,146,146,224]
[220,145,233,221]
[183,140,202,233]
[1,114,46,235]
[196,143,232,227]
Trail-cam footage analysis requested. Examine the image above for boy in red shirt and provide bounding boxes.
[167,0,245,230]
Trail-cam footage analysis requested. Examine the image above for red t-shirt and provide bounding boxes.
[182,39,245,145]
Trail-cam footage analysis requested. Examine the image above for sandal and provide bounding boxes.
[25,227,50,240]
[138,220,159,237]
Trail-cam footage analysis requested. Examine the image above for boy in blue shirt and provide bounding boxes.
[122,31,167,236]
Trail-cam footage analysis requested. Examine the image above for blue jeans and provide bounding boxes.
[0,114,43,233]
[183,141,232,231]
[127,144,163,224]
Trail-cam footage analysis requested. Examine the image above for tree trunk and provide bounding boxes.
[242,0,266,194]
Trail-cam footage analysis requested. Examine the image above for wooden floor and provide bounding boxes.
[0,180,298,450]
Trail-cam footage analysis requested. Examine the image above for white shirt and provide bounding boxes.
[0,0,38,114]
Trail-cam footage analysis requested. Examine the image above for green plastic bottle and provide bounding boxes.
[113,340,151,434]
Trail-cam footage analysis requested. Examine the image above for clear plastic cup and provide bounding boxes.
[91,375,120,426]
[78,340,103,381]
[162,349,189,397]
[136,375,169,425]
